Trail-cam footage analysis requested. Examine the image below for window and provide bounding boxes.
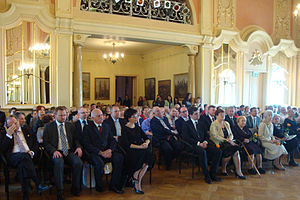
[218,69,236,106]
[269,64,287,105]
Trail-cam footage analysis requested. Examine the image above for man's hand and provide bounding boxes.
[99,149,112,158]
[140,142,149,149]
[5,124,16,136]
[53,151,62,159]
[28,151,34,158]
[74,148,82,158]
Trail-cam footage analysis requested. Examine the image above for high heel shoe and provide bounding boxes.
[273,164,286,170]
[132,177,144,194]
[235,172,246,180]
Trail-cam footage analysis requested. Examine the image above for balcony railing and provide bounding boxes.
[80,0,192,24]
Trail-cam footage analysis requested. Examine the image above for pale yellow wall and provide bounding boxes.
[81,46,189,106]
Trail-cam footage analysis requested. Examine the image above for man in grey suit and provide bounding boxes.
[43,106,83,200]
[246,107,260,133]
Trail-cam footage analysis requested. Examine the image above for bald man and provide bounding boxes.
[82,109,124,194]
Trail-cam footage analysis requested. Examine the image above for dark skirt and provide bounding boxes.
[220,142,240,158]
[244,141,262,155]
[283,137,298,153]
[125,148,153,176]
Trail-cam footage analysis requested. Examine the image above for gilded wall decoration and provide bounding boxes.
[215,0,235,29]
[273,0,291,43]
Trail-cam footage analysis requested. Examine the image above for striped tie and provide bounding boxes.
[59,124,68,156]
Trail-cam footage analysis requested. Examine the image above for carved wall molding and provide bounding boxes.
[215,0,236,30]
[272,0,291,44]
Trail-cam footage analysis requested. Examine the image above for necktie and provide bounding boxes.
[194,121,198,131]
[98,125,102,135]
[115,120,121,136]
[82,120,87,130]
[253,117,257,129]
[160,118,170,130]
[14,131,28,153]
[59,124,68,156]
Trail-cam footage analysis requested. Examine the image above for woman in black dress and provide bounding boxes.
[121,108,152,194]
[273,114,299,166]
[233,116,265,175]
[283,109,300,138]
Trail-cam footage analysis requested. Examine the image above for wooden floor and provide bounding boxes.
[1,159,300,200]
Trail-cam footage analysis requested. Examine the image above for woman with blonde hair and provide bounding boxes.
[258,110,288,170]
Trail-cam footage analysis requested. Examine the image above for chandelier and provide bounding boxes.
[294,3,300,18]
[29,43,50,57]
[103,43,125,64]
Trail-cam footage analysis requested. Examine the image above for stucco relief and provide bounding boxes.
[273,0,291,43]
[216,0,235,29]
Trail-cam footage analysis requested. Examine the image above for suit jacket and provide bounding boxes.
[199,114,215,135]
[182,119,207,147]
[0,125,38,158]
[82,122,116,155]
[237,110,243,116]
[225,115,237,130]
[246,115,260,133]
[43,121,81,156]
[232,125,253,143]
[103,116,125,137]
[209,121,233,145]
[175,117,187,137]
[73,119,93,144]
[150,116,174,142]
[0,111,6,127]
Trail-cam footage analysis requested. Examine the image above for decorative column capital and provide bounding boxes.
[73,34,90,46]
[183,45,199,55]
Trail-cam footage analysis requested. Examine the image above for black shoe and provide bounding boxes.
[247,168,257,175]
[37,184,51,194]
[258,168,266,174]
[96,187,103,192]
[125,178,134,188]
[71,188,80,196]
[133,184,144,194]
[221,172,229,176]
[289,161,299,167]
[110,186,124,194]
[235,172,246,180]
[204,176,212,184]
[211,176,222,182]
[57,192,65,200]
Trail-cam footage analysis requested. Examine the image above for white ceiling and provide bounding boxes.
[83,38,172,54]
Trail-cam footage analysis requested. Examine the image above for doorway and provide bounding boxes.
[115,76,136,106]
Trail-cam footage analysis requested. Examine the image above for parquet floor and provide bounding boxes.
[1,159,300,200]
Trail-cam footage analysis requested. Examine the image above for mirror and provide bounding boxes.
[5,21,51,105]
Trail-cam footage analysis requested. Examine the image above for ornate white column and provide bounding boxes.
[184,45,198,99]
[73,34,90,108]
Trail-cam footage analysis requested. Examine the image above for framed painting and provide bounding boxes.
[95,78,110,100]
[82,72,90,100]
[158,80,171,100]
[174,73,188,99]
[144,78,155,100]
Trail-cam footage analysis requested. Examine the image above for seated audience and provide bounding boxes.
[273,114,299,166]
[121,108,152,194]
[225,106,237,130]
[233,116,265,175]
[33,106,46,134]
[150,106,182,170]
[141,109,154,139]
[279,107,288,124]
[283,109,300,138]
[137,96,144,106]
[36,114,54,144]
[258,110,288,170]
[43,106,83,200]
[210,109,246,179]
[175,106,189,137]
[182,93,192,108]
[104,105,125,141]
[82,109,124,194]
[182,107,222,184]
[73,107,92,144]
[174,97,181,107]
[200,105,216,136]
[237,105,245,116]
[123,95,132,107]
[0,106,6,127]
[165,95,174,108]
[166,108,177,129]
[152,95,165,107]
[0,115,49,200]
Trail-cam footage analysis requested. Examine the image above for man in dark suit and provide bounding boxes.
[0,106,6,127]
[43,106,83,200]
[73,107,92,144]
[82,109,124,194]
[150,106,182,170]
[199,105,216,137]
[0,115,49,200]
[237,105,245,116]
[246,107,260,133]
[182,107,222,184]
[175,106,189,137]
[225,106,237,130]
[103,105,125,140]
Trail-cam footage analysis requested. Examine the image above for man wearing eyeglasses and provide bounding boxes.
[43,106,83,200]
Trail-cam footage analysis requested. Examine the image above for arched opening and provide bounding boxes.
[268,64,288,105]
[218,69,236,106]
